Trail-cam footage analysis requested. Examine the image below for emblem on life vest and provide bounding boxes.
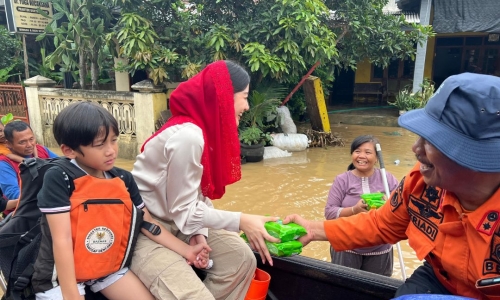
[390,176,405,212]
[483,225,500,275]
[85,226,115,253]
[477,211,500,236]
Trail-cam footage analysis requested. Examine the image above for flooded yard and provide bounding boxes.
[217,124,422,280]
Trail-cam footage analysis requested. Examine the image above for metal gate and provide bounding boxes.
[0,83,29,123]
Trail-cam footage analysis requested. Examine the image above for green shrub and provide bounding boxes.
[239,127,271,146]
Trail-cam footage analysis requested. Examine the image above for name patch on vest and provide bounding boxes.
[407,186,443,241]
[85,226,115,254]
[408,208,439,241]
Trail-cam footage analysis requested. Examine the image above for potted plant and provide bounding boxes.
[238,84,286,163]
[388,87,419,115]
[239,126,272,162]
[413,78,435,109]
[389,78,435,115]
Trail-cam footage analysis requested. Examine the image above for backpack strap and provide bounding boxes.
[22,157,41,180]
[107,168,161,236]
[22,157,86,182]
[4,220,41,299]
[47,158,86,179]
[142,221,161,235]
[12,263,34,292]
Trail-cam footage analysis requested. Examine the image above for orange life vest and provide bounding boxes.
[70,174,143,282]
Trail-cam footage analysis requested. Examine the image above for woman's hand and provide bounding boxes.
[187,243,211,268]
[240,214,280,266]
[188,234,211,268]
[353,199,369,215]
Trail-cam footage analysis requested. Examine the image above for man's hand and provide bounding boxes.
[283,214,327,246]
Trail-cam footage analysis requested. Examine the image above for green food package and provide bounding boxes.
[264,221,307,242]
[240,233,303,257]
[360,192,386,209]
[265,240,303,257]
[241,233,249,242]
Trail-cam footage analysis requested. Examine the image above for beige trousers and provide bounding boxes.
[130,218,256,300]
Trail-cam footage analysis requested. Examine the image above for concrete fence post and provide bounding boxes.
[132,80,168,153]
[24,75,56,145]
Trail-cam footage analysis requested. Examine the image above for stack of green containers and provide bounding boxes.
[360,192,386,210]
[241,220,307,257]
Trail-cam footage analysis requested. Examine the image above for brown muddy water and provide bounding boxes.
[218,124,422,280]
[42,124,421,283]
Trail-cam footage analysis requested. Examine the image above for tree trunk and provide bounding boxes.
[79,49,86,90]
[91,48,99,90]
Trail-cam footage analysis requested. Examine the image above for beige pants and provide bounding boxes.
[130,218,256,300]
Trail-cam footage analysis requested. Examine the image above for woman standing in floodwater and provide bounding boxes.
[325,135,398,276]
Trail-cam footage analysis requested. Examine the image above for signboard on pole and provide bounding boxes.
[4,0,53,34]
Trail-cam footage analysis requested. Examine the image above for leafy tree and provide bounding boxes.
[113,13,180,85]
[116,0,431,87]
[323,0,433,70]
[110,1,207,84]
[38,0,119,89]
[0,26,22,72]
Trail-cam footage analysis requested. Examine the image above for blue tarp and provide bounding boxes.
[433,0,500,33]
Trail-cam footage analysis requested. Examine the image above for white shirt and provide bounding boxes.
[132,123,241,238]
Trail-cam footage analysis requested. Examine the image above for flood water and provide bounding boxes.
[217,124,423,280]
[58,124,422,281]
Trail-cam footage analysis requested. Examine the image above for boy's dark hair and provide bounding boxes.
[225,60,250,93]
[53,102,119,151]
[347,135,380,171]
[4,121,32,143]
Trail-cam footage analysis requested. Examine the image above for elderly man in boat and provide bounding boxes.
[285,73,500,300]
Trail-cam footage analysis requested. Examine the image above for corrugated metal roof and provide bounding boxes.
[387,11,420,24]
[383,0,420,23]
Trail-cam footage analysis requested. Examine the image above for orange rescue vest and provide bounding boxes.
[70,174,143,282]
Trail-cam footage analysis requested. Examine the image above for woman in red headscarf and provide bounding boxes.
[130,60,280,299]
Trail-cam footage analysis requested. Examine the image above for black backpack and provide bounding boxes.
[0,158,84,300]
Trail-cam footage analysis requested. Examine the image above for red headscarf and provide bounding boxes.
[141,61,241,199]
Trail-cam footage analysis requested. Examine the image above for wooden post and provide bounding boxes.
[22,34,30,80]
[303,76,331,133]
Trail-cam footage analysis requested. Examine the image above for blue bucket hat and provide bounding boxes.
[398,73,500,172]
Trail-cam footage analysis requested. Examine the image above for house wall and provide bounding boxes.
[354,59,372,83]
[424,36,435,79]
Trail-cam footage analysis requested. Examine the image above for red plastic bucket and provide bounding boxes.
[245,268,271,300]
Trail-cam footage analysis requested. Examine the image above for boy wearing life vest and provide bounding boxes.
[33,102,211,300]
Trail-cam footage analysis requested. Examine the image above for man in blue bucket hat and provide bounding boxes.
[284,73,500,299]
